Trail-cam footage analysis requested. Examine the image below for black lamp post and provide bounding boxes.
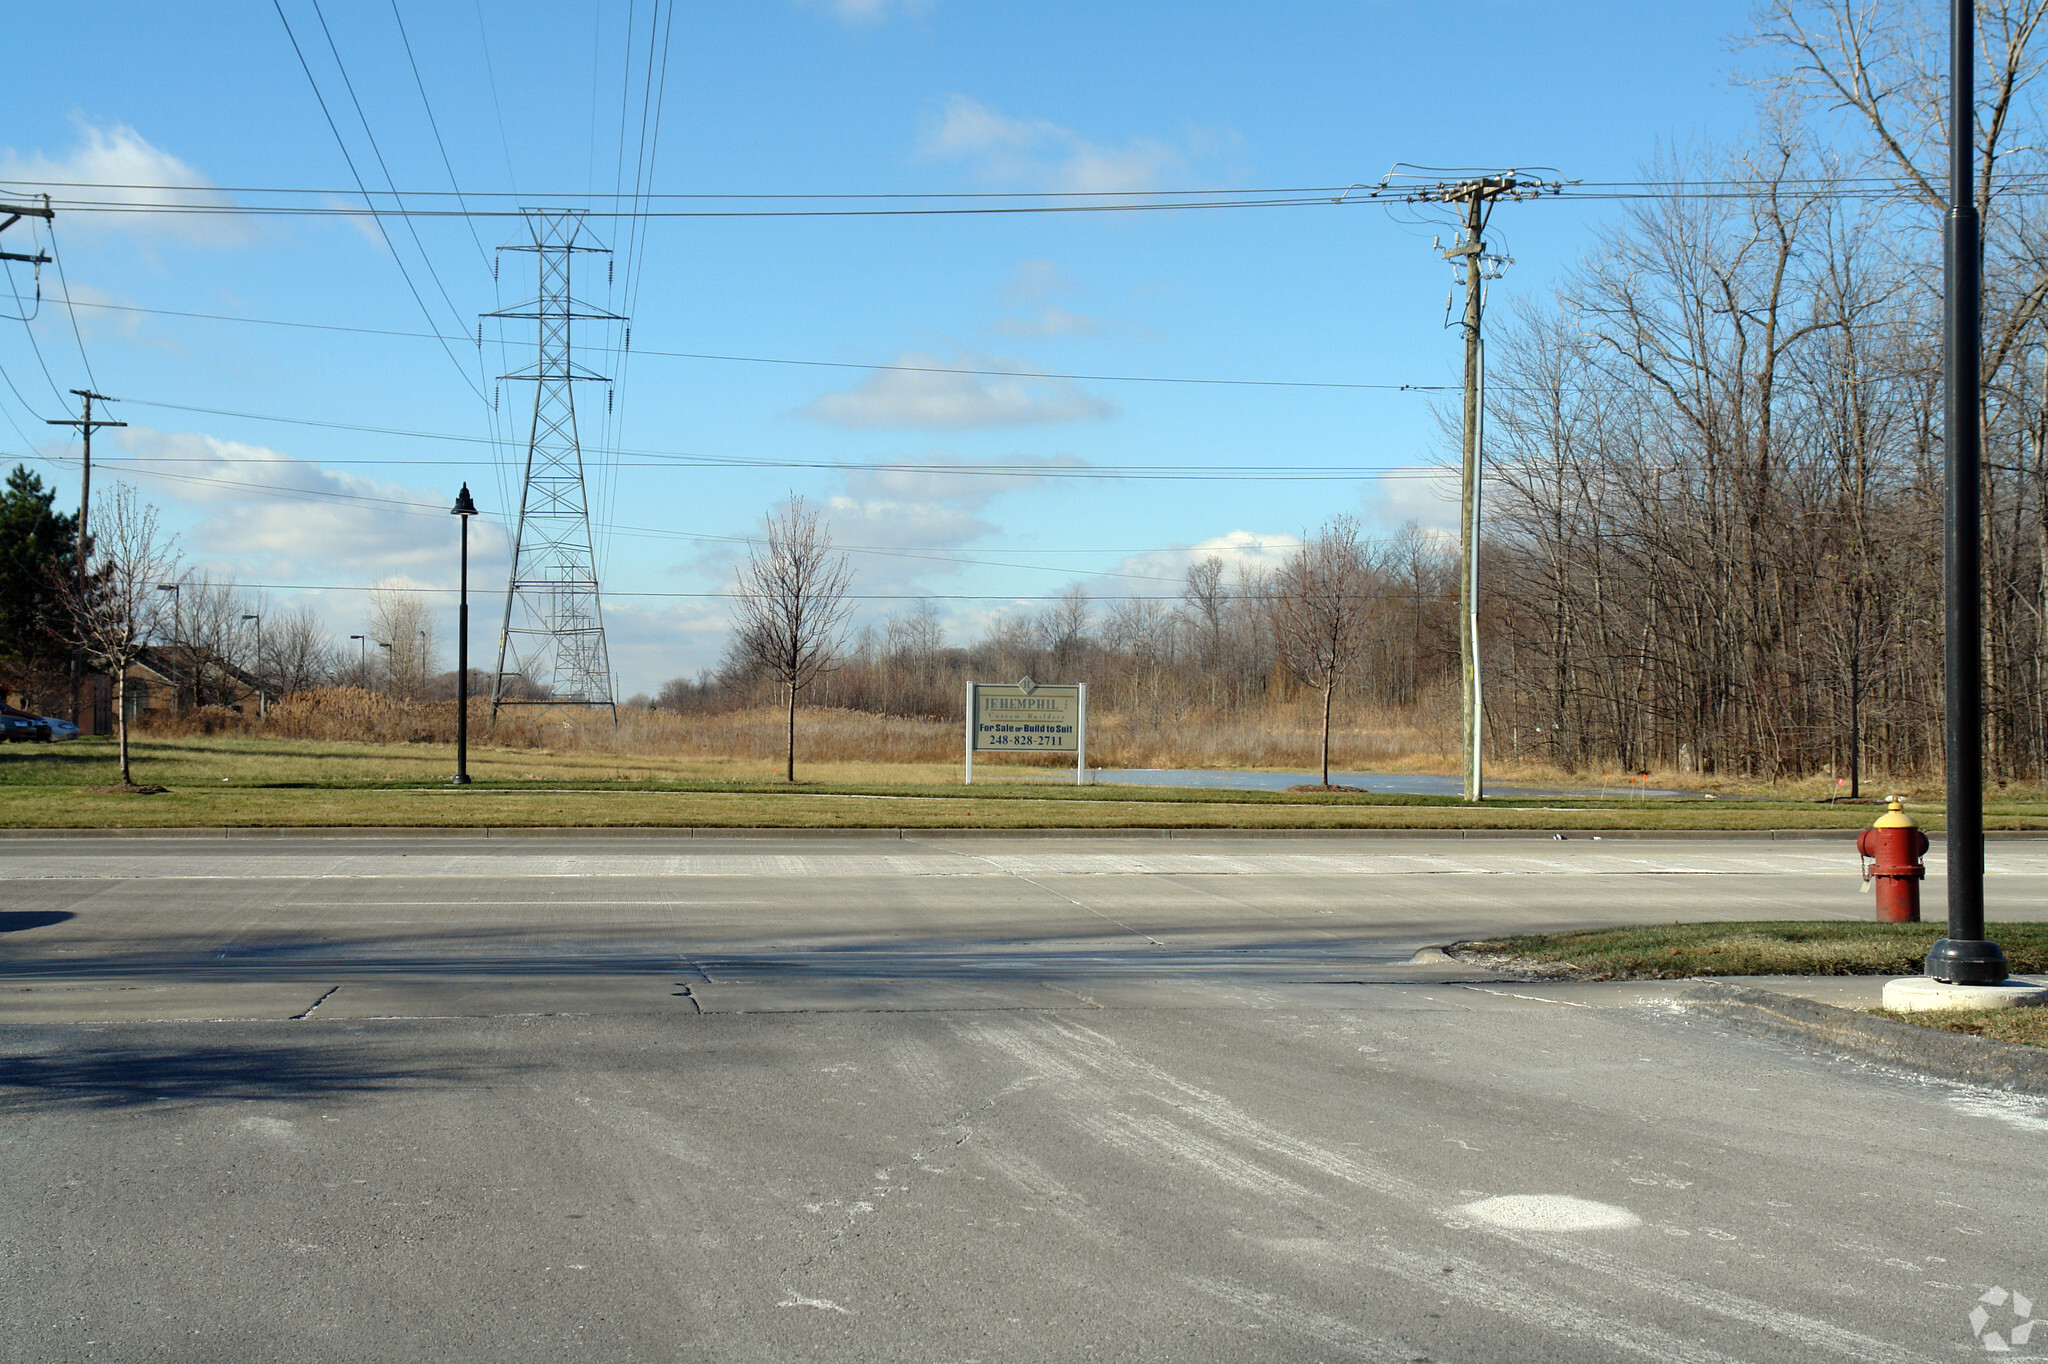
[452,483,479,785]
[1928,0,2009,986]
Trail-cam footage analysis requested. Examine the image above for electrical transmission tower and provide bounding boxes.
[484,209,623,717]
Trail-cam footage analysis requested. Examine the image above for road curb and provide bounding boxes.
[1679,981,2048,1097]
[0,824,1969,841]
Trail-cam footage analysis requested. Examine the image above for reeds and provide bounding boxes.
[127,686,1460,772]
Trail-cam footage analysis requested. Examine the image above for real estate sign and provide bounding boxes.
[965,678,1087,784]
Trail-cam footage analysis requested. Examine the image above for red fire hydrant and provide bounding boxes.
[1857,797,1928,923]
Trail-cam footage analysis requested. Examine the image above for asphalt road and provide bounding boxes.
[3,831,2046,1362]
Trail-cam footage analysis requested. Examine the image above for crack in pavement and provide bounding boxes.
[291,985,341,1020]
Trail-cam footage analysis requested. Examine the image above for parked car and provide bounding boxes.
[37,715,79,741]
[0,713,49,742]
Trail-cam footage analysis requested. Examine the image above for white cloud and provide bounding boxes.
[320,194,389,251]
[599,596,734,691]
[0,123,251,245]
[1365,464,1461,542]
[990,258,1119,339]
[994,305,1102,339]
[841,451,1090,508]
[1107,530,1304,587]
[109,428,499,583]
[804,0,934,21]
[45,281,176,352]
[918,95,1194,193]
[1002,259,1074,304]
[804,351,1113,430]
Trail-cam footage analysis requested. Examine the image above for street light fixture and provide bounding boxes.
[349,634,367,680]
[241,613,264,718]
[451,483,479,785]
[156,583,180,714]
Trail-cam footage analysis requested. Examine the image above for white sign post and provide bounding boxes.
[964,677,1086,785]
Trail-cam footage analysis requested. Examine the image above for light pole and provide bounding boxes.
[156,583,180,714]
[452,484,478,785]
[241,613,264,718]
[377,640,393,692]
[1924,0,2009,989]
[350,634,367,682]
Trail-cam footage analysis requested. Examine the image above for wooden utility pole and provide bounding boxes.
[1444,176,1516,803]
[0,198,53,267]
[48,390,126,726]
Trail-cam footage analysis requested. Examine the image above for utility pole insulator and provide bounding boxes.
[0,201,55,267]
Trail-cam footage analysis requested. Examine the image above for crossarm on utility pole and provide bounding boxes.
[49,391,126,727]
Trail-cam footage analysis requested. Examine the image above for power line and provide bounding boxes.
[9,175,2018,219]
[56,297,1451,393]
[305,0,477,362]
[105,395,1457,477]
[389,0,495,276]
[102,577,1444,605]
[17,446,1419,587]
[269,0,486,403]
[0,192,1373,222]
[45,224,99,392]
[0,173,1987,202]
[470,0,520,196]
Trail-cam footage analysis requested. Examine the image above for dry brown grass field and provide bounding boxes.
[137,688,1462,774]
[124,687,1969,801]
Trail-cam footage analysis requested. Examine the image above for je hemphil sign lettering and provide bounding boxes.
[964,678,1088,785]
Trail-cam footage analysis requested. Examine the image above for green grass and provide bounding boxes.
[1452,921,2048,979]
[5,734,2048,831]
[1869,1007,2048,1048]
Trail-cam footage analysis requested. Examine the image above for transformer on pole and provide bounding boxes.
[483,209,622,718]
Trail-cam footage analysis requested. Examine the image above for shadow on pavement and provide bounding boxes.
[0,1037,514,1111]
[0,911,73,933]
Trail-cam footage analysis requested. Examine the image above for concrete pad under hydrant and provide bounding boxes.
[1880,975,2048,1011]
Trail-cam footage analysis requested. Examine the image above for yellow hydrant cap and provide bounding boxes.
[1873,796,1917,829]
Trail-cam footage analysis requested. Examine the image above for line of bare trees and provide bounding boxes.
[32,485,463,720]
[1481,0,2048,789]
[692,505,1462,772]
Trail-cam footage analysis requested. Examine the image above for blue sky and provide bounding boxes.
[2,1,1759,694]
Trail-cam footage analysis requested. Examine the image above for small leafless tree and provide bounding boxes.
[170,573,258,708]
[1271,515,1373,786]
[730,496,856,781]
[266,605,335,697]
[57,486,178,786]
[1035,582,1091,673]
[366,582,437,699]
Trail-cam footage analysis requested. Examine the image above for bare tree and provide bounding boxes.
[170,573,260,709]
[730,496,856,782]
[266,605,335,698]
[56,486,178,786]
[1270,515,1373,786]
[1183,556,1227,660]
[1034,583,1091,673]
[366,582,438,699]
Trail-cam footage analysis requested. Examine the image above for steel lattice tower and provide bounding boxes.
[485,209,622,716]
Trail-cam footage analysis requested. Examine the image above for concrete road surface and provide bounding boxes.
[3,831,2046,1362]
